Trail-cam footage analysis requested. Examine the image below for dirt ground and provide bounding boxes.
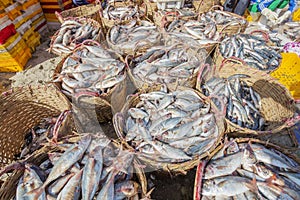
[1,26,300,200]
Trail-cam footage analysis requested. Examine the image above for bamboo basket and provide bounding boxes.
[106,20,162,56]
[193,0,220,14]
[198,5,247,36]
[193,137,300,200]
[0,134,150,200]
[55,4,103,24]
[100,2,148,34]
[126,44,207,91]
[113,85,226,174]
[49,17,105,57]
[197,58,297,135]
[161,19,220,54]
[53,41,127,123]
[0,84,71,169]
[153,9,197,28]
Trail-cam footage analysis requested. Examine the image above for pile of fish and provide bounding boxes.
[50,19,101,55]
[123,86,221,163]
[201,74,265,130]
[16,134,144,200]
[55,44,126,97]
[130,44,205,87]
[219,34,282,71]
[198,140,300,199]
[163,19,220,48]
[103,5,145,21]
[107,20,161,55]
[275,22,300,42]
[199,10,247,29]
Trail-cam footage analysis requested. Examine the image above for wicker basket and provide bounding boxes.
[49,17,105,57]
[161,19,219,54]
[55,4,103,24]
[106,20,162,56]
[0,135,149,200]
[126,45,207,91]
[53,43,127,123]
[153,9,197,28]
[113,85,226,174]
[0,84,71,168]
[198,5,247,36]
[197,58,297,135]
[193,0,220,14]
[193,137,300,200]
[100,2,148,34]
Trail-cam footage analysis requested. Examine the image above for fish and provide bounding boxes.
[219,34,281,72]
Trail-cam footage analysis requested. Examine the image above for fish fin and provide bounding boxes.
[245,176,258,194]
[265,174,277,183]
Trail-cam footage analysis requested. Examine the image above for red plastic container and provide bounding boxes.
[0,24,17,45]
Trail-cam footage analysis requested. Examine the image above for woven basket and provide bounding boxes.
[0,135,149,200]
[106,20,162,56]
[113,85,226,174]
[49,17,105,57]
[100,2,148,34]
[126,45,207,91]
[199,5,247,36]
[213,40,281,74]
[153,9,197,28]
[144,0,157,18]
[198,58,297,135]
[0,84,71,168]
[53,43,127,123]
[193,0,220,14]
[55,4,103,24]
[161,19,219,54]
[193,137,300,200]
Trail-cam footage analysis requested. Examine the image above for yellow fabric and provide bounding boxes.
[271,53,300,100]
[292,8,300,21]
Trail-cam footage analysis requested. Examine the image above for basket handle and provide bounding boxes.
[209,5,224,12]
[193,160,207,200]
[219,20,243,36]
[250,30,270,43]
[113,112,126,139]
[55,11,64,24]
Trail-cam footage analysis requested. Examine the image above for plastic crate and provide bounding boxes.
[271,53,300,100]
[17,20,32,35]
[26,32,41,52]
[4,2,22,20]
[0,40,31,72]
[32,15,46,30]
[156,0,185,10]
[40,0,72,10]
[0,24,17,45]
[21,0,39,10]
[0,0,13,7]
[21,25,35,41]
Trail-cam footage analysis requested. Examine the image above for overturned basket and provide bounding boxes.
[113,85,226,174]
[0,84,71,168]
[200,58,297,135]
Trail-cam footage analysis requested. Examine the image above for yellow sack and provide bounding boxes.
[271,53,300,100]
[292,8,300,21]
